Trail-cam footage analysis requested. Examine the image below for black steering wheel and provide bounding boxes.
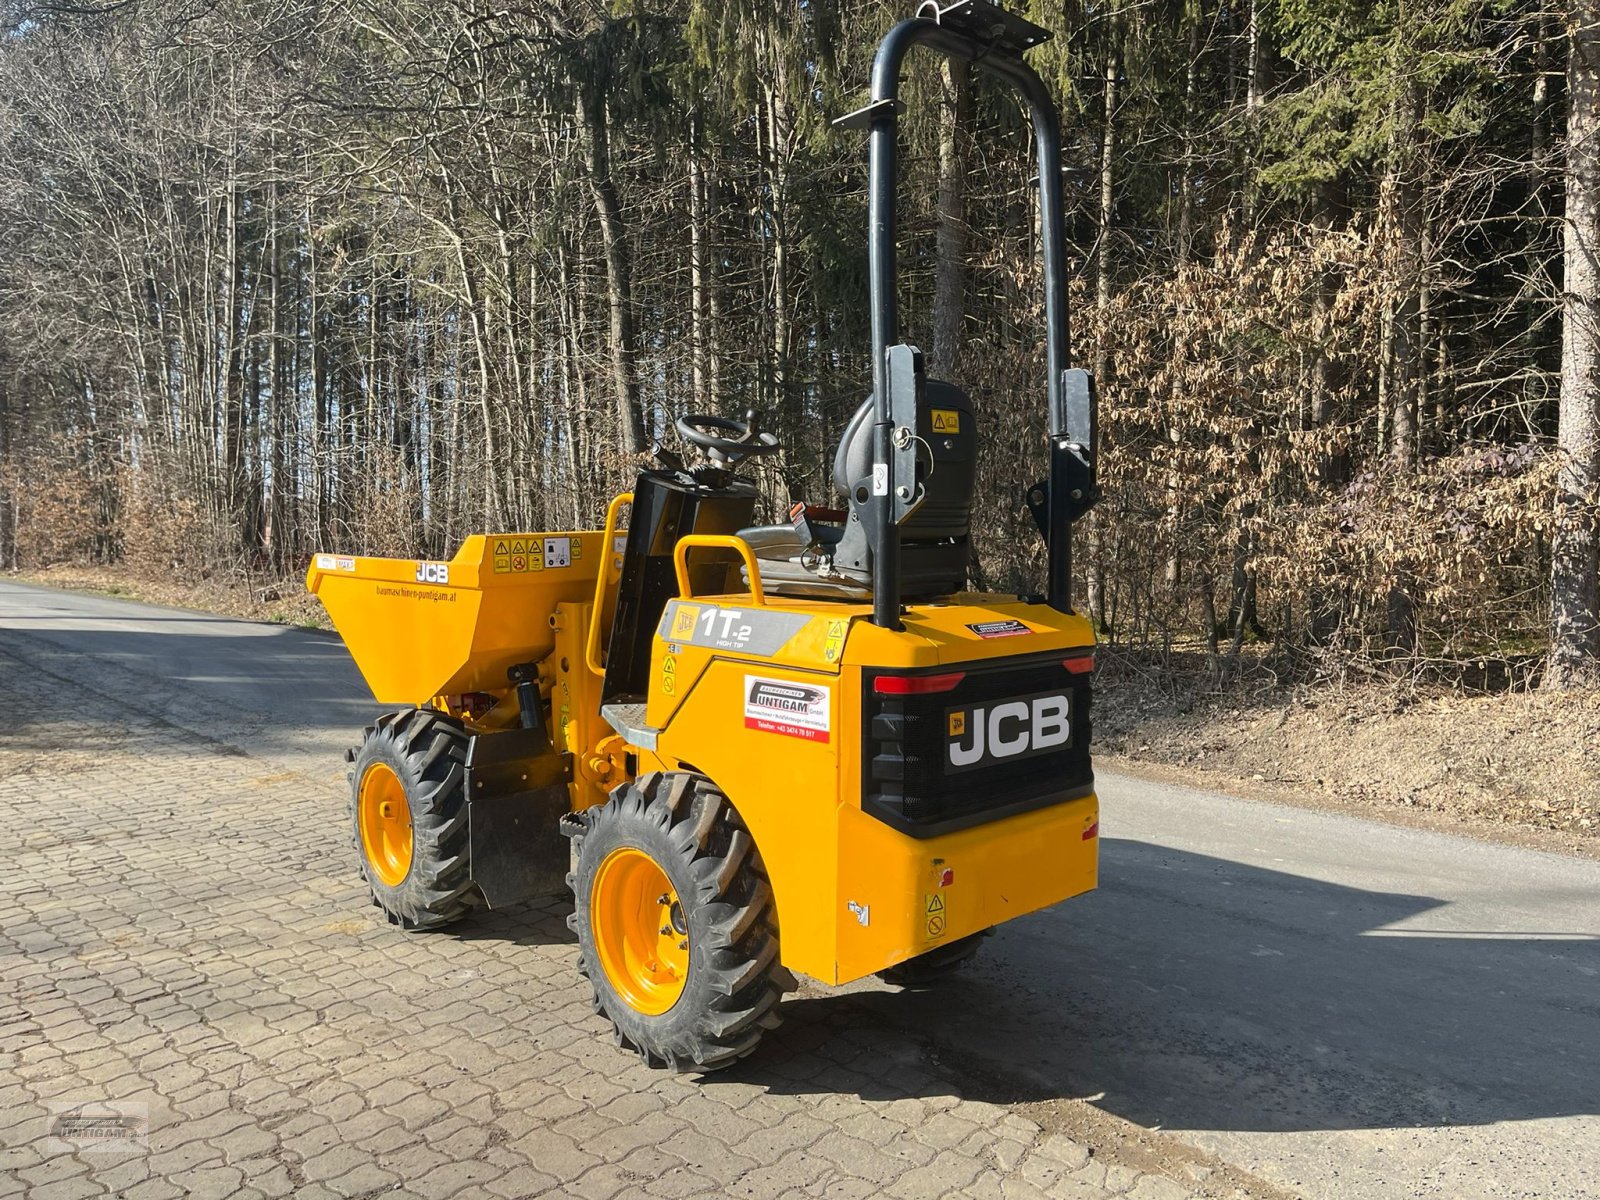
[675,411,783,467]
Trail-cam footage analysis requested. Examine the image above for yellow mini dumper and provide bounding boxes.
[309,0,1102,1072]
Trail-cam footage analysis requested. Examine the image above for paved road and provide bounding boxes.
[2,581,1597,1200]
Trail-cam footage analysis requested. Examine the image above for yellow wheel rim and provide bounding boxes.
[591,847,690,1016]
[357,762,413,888]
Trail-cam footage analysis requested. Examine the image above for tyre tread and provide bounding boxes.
[569,771,791,1072]
[347,707,479,931]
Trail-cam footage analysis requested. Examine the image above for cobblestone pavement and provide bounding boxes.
[0,633,1243,1200]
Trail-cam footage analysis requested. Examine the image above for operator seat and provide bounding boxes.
[739,380,978,600]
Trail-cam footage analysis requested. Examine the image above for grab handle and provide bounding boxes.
[673,535,766,607]
[586,492,632,678]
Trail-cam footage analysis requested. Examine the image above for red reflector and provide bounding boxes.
[873,672,965,695]
[1064,655,1095,674]
[1082,821,1099,840]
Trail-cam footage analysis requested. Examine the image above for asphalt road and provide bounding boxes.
[3,579,1597,1200]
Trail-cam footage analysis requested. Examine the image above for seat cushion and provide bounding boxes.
[738,523,868,599]
[740,522,845,560]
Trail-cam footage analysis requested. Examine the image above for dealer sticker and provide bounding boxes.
[743,675,831,743]
[966,619,1033,639]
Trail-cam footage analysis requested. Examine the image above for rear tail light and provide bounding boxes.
[1063,655,1095,674]
[872,672,966,695]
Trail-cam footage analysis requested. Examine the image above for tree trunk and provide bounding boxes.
[1094,39,1119,386]
[1549,0,1600,687]
[1384,59,1425,659]
[1084,34,1121,633]
[688,109,710,412]
[578,83,647,459]
[1246,0,1267,113]
[931,59,970,377]
[766,78,794,433]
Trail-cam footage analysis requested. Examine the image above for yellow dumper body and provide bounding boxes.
[307,533,1097,989]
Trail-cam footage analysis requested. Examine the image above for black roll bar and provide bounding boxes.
[848,2,1087,628]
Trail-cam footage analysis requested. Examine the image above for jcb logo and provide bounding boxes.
[415,562,449,585]
[945,690,1071,772]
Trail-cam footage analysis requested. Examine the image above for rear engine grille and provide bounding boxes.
[863,652,1094,837]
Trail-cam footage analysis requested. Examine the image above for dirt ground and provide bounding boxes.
[13,563,1600,855]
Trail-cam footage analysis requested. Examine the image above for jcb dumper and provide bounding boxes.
[309,0,1101,1072]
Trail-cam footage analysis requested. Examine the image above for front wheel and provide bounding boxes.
[566,772,793,1071]
[347,709,479,930]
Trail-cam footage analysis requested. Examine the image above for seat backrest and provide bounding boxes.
[832,380,978,543]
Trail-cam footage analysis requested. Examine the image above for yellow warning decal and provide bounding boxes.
[931,409,961,434]
[925,891,947,938]
[824,618,848,664]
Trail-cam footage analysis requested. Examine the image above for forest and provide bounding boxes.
[1,0,1597,688]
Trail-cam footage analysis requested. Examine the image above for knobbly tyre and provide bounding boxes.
[308,0,1102,1073]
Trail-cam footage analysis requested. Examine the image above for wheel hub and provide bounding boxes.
[591,847,690,1015]
[357,762,413,887]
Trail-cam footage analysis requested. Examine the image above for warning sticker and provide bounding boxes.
[743,675,831,743]
[966,619,1034,639]
[661,654,677,696]
[543,537,572,569]
[493,556,511,575]
[492,539,510,557]
[824,617,848,664]
[925,891,947,939]
[930,408,962,434]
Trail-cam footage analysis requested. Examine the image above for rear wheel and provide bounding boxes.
[565,772,793,1071]
[347,709,479,929]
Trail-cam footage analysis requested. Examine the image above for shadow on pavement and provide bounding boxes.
[0,616,371,755]
[733,837,1599,1136]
